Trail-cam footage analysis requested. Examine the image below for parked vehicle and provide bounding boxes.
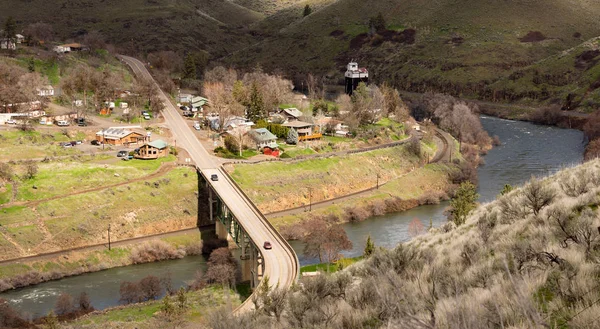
[62,142,72,148]
[210,174,218,181]
[91,140,101,146]
[117,150,128,157]
[194,122,201,130]
[5,119,16,124]
[56,120,69,126]
[76,118,87,126]
[122,155,134,161]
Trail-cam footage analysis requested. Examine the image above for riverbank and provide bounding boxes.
[0,231,202,293]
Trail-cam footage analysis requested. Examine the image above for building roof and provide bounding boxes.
[96,127,143,140]
[249,128,277,142]
[147,139,168,149]
[283,121,313,128]
[282,108,303,118]
[191,96,209,107]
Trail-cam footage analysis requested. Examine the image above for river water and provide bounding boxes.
[0,116,585,317]
[294,115,585,263]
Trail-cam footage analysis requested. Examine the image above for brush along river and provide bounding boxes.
[0,115,584,317]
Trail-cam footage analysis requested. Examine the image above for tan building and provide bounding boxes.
[96,127,145,146]
[283,121,322,141]
[135,140,169,159]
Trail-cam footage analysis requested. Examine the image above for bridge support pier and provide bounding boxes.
[215,221,228,240]
[241,257,253,282]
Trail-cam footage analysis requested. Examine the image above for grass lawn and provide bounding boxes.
[281,146,315,158]
[0,131,84,161]
[231,144,421,212]
[300,256,363,273]
[14,155,176,202]
[38,167,198,249]
[0,206,38,226]
[0,184,13,205]
[5,225,46,252]
[72,286,241,328]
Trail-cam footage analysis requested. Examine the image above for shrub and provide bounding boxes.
[54,292,74,315]
[139,275,162,301]
[523,177,555,216]
[130,240,183,264]
[119,281,142,304]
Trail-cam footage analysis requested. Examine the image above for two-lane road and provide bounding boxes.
[118,55,299,313]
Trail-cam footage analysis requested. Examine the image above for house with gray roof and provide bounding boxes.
[95,127,146,145]
[248,128,278,150]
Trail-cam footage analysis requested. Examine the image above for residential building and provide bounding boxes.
[178,93,193,103]
[191,96,208,112]
[344,61,368,95]
[281,108,303,121]
[0,39,16,50]
[37,86,55,97]
[135,139,169,159]
[283,121,322,141]
[248,128,278,149]
[15,34,24,44]
[96,127,145,146]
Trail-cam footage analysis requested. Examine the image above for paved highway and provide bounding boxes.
[117,55,299,313]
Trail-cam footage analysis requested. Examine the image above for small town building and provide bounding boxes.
[344,61,368,95]
[37,86,55,97]
[281,108,303,122]
[283,121,322,141]
[96,127,145,146]
[0,39,16,50]
[178,93,194,103]
[191,96,209,112]
[224,116,254,131]
[15,34,24,44]
[135,139,169,159]
[248,128,278,150]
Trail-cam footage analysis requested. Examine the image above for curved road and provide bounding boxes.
[117,55,299,313]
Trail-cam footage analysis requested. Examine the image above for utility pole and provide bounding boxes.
[309,187,312,212]
[376,173,380,189]
[102,130,105,150]
[107,224,111,251]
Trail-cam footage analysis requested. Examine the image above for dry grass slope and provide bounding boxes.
[208,159,600,328]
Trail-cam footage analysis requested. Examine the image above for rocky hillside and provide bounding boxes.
[210,159,600,328]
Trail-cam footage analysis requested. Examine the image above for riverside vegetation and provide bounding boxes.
[201,158,600,329]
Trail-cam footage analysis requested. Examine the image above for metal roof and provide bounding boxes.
[249,128,277,142]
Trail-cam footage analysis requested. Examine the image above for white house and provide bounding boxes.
[0,39,16,50]
[248,128,278,150]
[37,86,55,97]
[53,45,71,53]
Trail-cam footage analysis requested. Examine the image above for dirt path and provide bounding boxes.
[0,162,176,210]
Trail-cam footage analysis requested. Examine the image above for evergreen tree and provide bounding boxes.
[364,235,375,256]
[183,54,196,80]
[247,83,264,122]
[287,128,299,145]
[3,17,16,41]
[448,181,479,226]
[368,12,386,33]
[303,4,312,17]
[176,287,187,311]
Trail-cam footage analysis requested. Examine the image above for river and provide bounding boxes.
[294,115,585,264]
[0,116,585,317]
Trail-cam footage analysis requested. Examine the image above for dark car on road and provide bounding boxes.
[210,174,218,181]
[117,150,128,157]
[263,241,272,250]
[91,140,101,146]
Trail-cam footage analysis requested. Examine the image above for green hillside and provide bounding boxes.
[0,0,264,56]
[223,0,600,108]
